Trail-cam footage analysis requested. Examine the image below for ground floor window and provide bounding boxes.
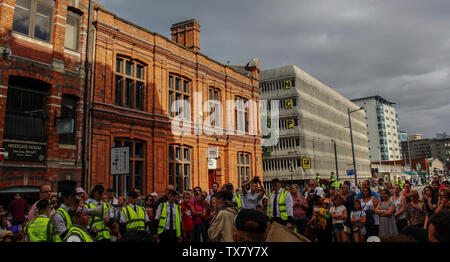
[237,152,251,188]
[168,144,191,193]
[113,139,145,196]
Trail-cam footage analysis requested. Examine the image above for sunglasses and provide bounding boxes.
[41,190,52,193]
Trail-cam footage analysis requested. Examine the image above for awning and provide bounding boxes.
[0,187,40,194]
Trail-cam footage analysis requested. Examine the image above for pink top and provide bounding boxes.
[189,198,205,224]
[292,194,307,220]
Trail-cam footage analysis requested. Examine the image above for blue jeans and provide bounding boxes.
[192,223,207,242]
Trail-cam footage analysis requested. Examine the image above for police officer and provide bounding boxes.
[24,199,54,242]
[153,190,182,242]
[84,185,113,242]
[52,187,77,241]
[64,208,93,242]
[119,191,149,235]
[267,178,294,228]
[330,173,342,190]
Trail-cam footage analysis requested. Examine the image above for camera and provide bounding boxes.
[252,176,260,183]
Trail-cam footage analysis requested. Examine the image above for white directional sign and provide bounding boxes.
[111,147,130,175]
[208,158,217,170]
[207,147,219,159]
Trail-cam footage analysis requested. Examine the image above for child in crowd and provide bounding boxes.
[350,199,366,242]
[181,191,193,242]
[109,222,121,242]
[330,194,348,242]
[304,208,320,242]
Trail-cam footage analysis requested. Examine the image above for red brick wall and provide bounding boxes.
[0,0,90,191]
[89,7,262,196]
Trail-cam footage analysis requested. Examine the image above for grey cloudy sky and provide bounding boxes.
[96,0,450,138]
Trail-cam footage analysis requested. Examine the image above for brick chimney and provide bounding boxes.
[171,19,201,52]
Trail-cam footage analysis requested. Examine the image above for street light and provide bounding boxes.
[348,107,365,189]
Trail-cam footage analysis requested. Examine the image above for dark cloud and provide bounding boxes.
[96,0,450,138]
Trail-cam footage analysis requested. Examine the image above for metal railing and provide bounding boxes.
[3,113,47,142]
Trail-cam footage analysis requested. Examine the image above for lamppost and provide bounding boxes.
[331,139,339,180]
[348,107,365,189]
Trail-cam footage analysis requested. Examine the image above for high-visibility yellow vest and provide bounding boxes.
[63,226,94,242]
[55,207,73,232]
[122,205,146,231]
[331,181,342,190]
[85,202,110,241]
[25,216,52,242]
[157,202,181,238]
[234,193,243,212]
[267,189,289,221]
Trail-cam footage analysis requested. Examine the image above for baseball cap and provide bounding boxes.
[150,192,159,198]
[76,187,85,194]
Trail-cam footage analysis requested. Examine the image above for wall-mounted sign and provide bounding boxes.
[208,158,217,170]
[207,147,219,159]
[56,119,74,134]
[3,142,46,162]
[303,158,311,169]
[111,147,130,175]
[347,170,354,176]
[285,99,293,109]
[286,119,295,128]
[283,80,292,89]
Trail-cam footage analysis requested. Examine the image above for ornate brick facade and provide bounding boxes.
[89,6,262,196]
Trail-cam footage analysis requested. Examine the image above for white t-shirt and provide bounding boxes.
[330,205,346,224]
[350,210,366,220]
[243,191,262,210]
[304,186,325,198]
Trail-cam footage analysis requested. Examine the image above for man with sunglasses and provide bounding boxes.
[27,184,55,222]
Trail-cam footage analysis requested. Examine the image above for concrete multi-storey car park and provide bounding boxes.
[261,65,371,190]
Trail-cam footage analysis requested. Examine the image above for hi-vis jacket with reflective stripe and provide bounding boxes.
[121,205,146,231]
[85,201,110,241]
[157,202,181,238]
[63,226,94,242]
[267,189,289,221]
[25,216,52,242]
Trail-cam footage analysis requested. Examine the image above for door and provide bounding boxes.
[208,170,216,190]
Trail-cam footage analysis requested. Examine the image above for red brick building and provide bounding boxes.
[0,0,263,201]
[88,5,262,196]
[0,0,90,205]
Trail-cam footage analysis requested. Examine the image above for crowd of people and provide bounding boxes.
[0,173,449,243]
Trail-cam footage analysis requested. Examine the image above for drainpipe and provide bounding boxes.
[86,23,97,193]
[81,0,93,189]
